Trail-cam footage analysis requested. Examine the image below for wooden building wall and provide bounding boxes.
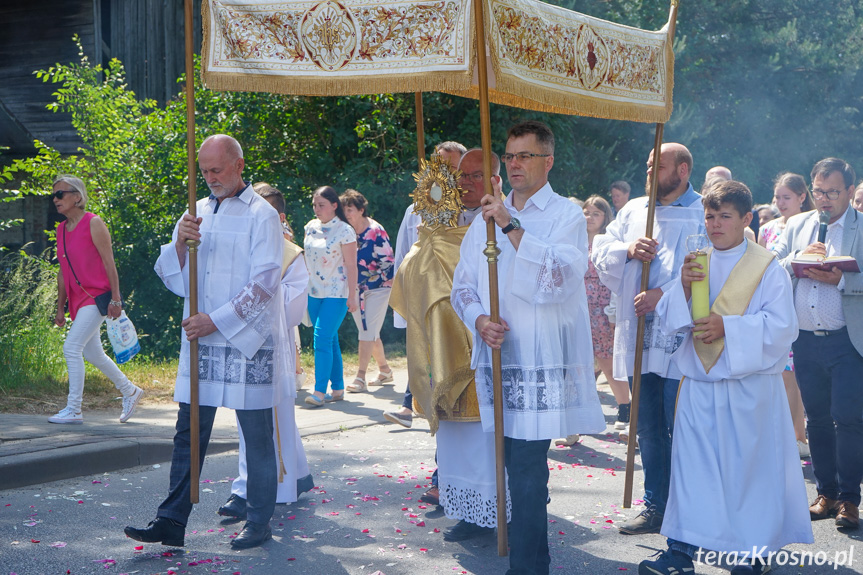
[0,0,99,156]
[104,0,203,106]
[0,0,202,159]
[0,0,203,251]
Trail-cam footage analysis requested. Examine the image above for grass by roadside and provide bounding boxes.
[0,344,407,415]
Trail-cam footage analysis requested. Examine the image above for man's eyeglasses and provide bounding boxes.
[811,188,843,200]
[501,152,551,164]
[459,172,485,182]
[52,190,77,200]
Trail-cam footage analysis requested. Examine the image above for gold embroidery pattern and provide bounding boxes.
[489,0,668,102]
[209,0,466,73]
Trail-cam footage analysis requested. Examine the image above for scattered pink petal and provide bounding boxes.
[50,542,67,548]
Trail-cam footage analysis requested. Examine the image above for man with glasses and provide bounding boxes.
[773,157,863,531]
[591,142,705,536]
[452,121,605,573]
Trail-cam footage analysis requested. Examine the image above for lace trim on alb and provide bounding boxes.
[439,483,511,528]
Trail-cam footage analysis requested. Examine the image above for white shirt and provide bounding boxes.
[392,204,421,328]
[591,188,706,380]
[451,183,605,440]
[795,212,846,331]
[154,186,289,410]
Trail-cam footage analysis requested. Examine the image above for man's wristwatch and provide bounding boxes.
[501,217,521,234]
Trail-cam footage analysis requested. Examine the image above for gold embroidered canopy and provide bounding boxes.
[202,0,675,123]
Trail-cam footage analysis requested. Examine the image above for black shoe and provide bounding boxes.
[443,520,495,542]
[124,517,185,547]
[730,558,771,574]
[618,505,664,535]
[218,494,247,520]
[638,549,695,575]
[615,403,631,430]
[231,521,272,549]
[296,474,315,496]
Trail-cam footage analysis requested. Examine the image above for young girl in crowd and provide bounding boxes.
[302,186,358,407]
[758,172,813,457]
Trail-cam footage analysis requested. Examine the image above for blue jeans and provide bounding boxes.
[504,437,551,575]
[307,296,347,395]
[794,328,863,505]
[630,373,680,515]
[158,403,276,525]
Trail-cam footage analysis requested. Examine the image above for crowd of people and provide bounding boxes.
[48,127,863,574]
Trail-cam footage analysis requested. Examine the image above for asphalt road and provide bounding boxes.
[1,421,861,574]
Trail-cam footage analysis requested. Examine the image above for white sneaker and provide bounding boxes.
[618,425,629,444]
[798,440,810,459]
[120,386,144,423]
[49,406,83,424]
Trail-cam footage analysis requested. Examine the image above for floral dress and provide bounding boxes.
[585,241,614,359]
[356,219,395,294]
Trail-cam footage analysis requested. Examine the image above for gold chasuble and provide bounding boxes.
[694,240,775,373]
[389,224,479,434]
[281,239,304,276]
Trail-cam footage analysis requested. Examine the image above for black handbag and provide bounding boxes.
[61,223,115,316]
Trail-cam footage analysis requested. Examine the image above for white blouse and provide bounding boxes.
[303,218,356,299]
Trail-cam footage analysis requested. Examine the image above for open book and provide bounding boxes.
[791,254,860,278]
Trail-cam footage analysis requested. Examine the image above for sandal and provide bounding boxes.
[325,392,344,402]
[304,394,325,407]
[369,370,394,386]
[346,378,367,393]
[554,434,580,447]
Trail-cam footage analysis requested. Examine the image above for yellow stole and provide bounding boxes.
[281,238,303,276]
[694,240,775,373]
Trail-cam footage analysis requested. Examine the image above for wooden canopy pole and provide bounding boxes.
[183,0,201,505]
[472,0,507,557]
[415,92,425,163]
[622,122,663,508]
[622,0,679,509]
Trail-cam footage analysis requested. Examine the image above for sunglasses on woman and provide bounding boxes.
[52,190,77,199]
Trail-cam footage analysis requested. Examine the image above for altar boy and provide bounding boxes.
[638,181,812,575]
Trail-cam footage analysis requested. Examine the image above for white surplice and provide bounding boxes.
[452,183,605,441]
[655,240,813,552]
[233,254,311,503]
[393,203,421,329]
[591,191,706,380]
[154,185,290,410]
[437,421,511,527]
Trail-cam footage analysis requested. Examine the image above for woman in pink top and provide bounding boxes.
[50,175,143,425]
